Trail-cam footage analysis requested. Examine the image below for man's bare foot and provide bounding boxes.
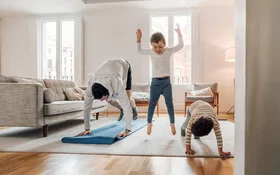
[170,124,176,135]
[147,123,152,135]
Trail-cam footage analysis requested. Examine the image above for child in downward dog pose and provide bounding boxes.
[183,100,231,157]
[136,24,184,135]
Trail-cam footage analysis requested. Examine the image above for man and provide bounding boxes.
[78,58,138,137]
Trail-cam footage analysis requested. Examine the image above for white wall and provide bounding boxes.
[0,7,235,112]
[1,17,38,78]
[199,6,235,112]
[235,0,280,174]
[84,10,150,84]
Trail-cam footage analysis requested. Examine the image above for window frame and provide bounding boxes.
[150,10,200,86]
[37,16,84,84]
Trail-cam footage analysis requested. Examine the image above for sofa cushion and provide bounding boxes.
[43,79,76,101]
[64,87,86,101]
[131,83,150,102]
[43,100,108,116]
[185,96,214,103]
[44,88,56,103]
[44,101,84,116]
[190,87,213,96]
[132,92,150,102]
[194,82,218,93]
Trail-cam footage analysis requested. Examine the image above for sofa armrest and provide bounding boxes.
[0,83,44,127]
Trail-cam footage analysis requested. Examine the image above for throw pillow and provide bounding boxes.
[74,87,87,99]
[64,87,86,101]
[44,88,56,103]
[190,87,213,96]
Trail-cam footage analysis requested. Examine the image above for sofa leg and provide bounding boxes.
[43,125,48,137]
[96,112,99,120]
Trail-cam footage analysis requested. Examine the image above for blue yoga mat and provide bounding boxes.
[61,119,147,144]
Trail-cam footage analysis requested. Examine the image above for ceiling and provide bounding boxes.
[0,0,234,17]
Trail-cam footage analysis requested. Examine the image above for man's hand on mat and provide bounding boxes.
[117,131,130,138]
[185,145,195,155]
[77,129,92,136]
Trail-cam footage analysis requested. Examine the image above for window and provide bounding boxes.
[151,17,168,46]
[151,14,196,85]
[61,20,74,80]
[47,60,52,69]
[38,18,82,81]
[42,21,57,79]
[173,16,192,85]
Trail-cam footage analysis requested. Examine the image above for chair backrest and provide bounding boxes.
[193,82,218,93]
[132,83,150,92]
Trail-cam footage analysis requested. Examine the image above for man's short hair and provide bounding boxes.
[191,117,214,137]
[150,32,166,45]
[92,83,109,99]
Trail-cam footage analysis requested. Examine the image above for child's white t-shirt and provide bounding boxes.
[137,37,184,78]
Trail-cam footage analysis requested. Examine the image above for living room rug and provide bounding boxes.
[0,116,234,158]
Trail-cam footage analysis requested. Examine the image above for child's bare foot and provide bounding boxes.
[147,123,152,135]
[170,124,176,135]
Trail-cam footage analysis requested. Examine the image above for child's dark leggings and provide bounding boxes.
[147,77,175,124]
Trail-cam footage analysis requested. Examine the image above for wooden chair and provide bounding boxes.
[184,82,219,116]
[134,100,159,117]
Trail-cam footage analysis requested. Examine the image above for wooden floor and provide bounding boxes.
[0,112,234,175]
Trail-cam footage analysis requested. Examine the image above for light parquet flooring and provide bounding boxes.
[0,112,234,175]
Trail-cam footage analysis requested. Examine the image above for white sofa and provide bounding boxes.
[0,75,107,137]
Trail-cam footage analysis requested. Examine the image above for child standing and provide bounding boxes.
[182,100,231,157]
[136,24,184,135]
